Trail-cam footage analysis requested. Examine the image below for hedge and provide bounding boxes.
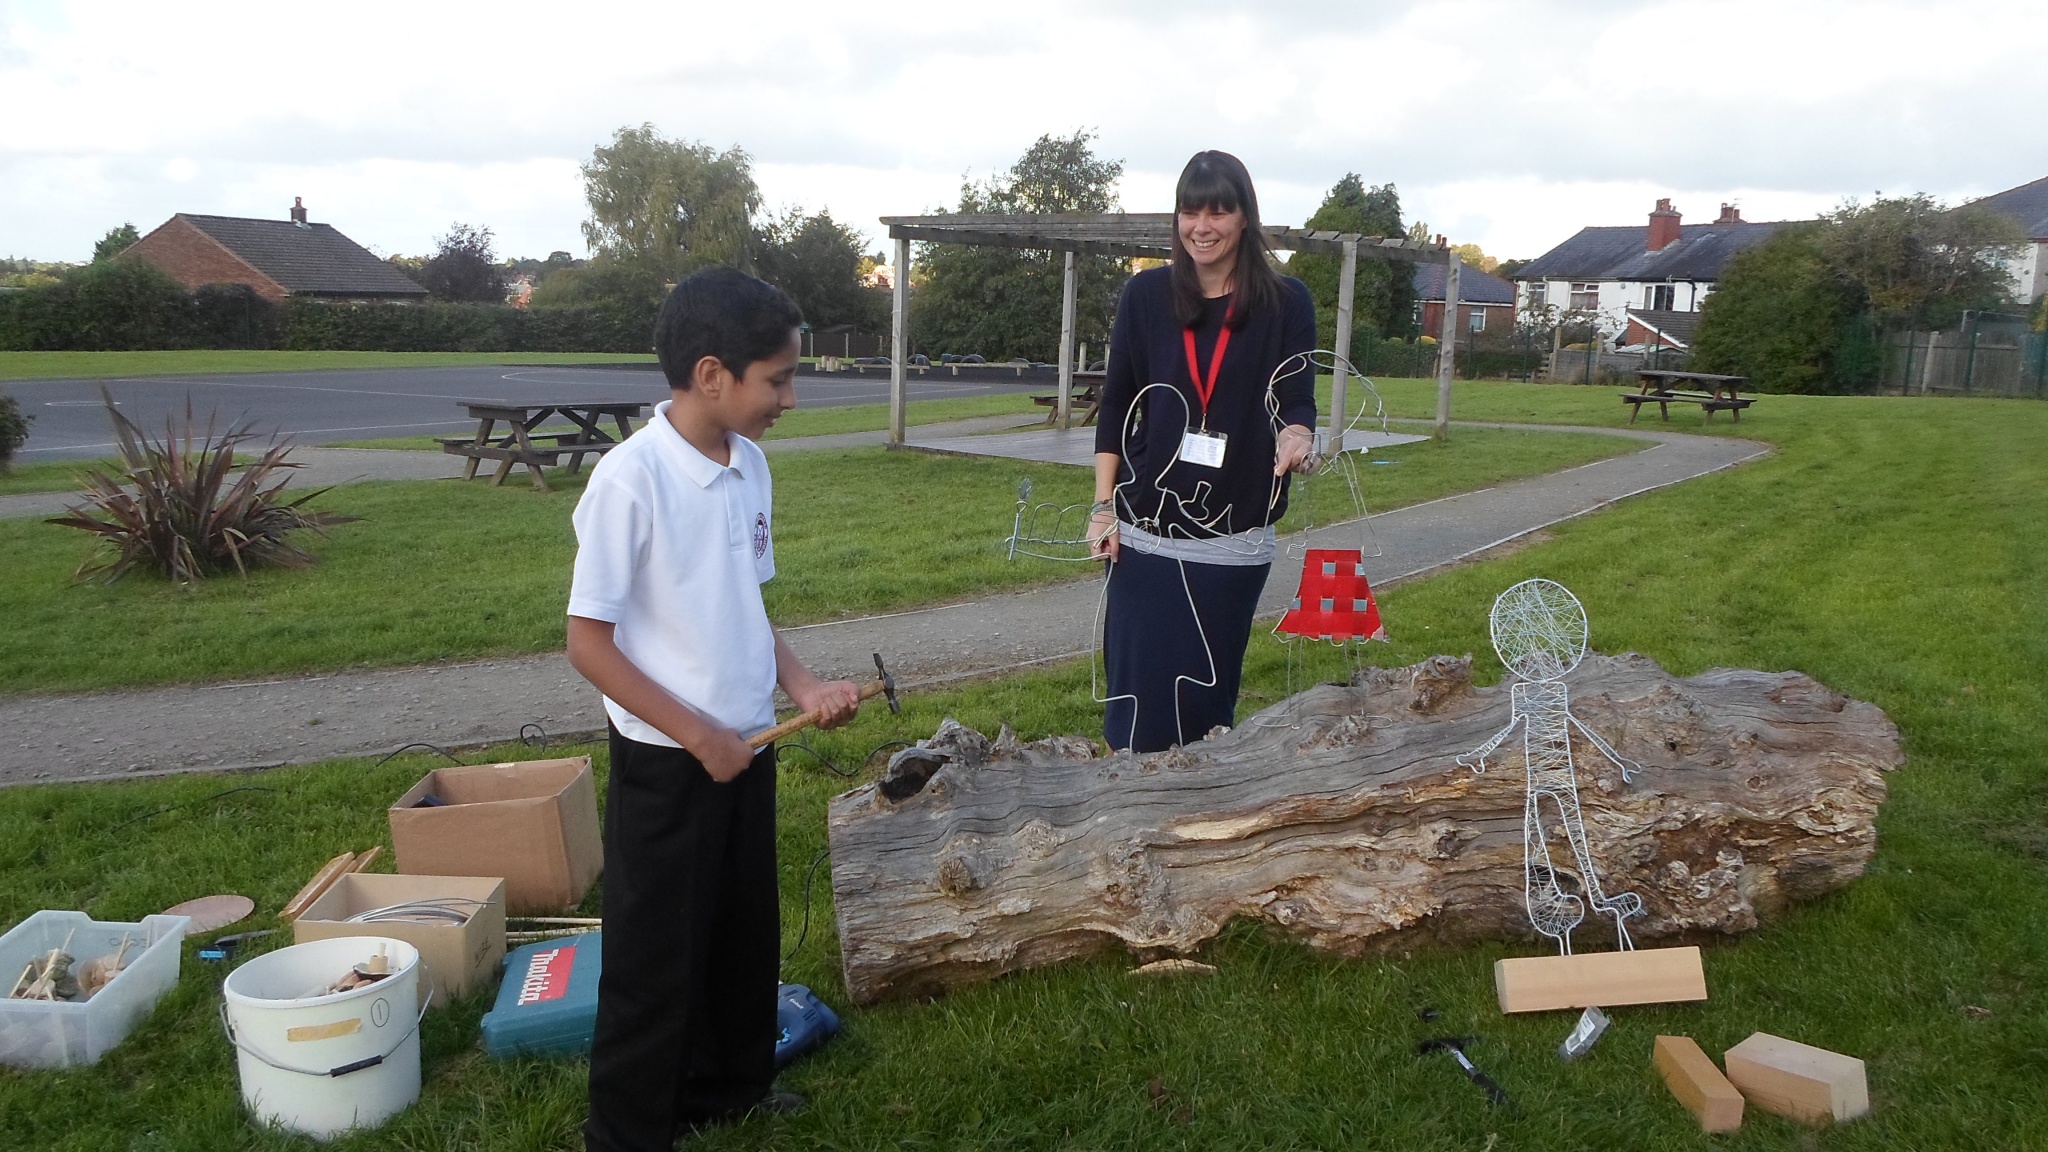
[0,262,656,354]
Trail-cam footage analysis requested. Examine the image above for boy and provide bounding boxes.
[566,266,860,1151]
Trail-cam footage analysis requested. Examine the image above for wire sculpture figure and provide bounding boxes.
[996,349,1395,745]
[1457,578,1645,955]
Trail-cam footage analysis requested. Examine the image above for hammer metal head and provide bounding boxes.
[872,652,901,714]
[1417,1036,1479,1058]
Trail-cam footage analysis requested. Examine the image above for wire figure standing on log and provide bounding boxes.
[1458,578,1645,955]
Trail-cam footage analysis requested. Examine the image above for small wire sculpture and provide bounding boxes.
[1457,578,1645,955]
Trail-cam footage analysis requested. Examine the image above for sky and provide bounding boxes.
[4,0,2044,267]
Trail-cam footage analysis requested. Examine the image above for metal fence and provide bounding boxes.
[1880,313,2048,398]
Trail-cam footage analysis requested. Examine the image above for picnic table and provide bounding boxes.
[1622,370,1754,423]
[1033,370,1107,426]
[440,400,647,490]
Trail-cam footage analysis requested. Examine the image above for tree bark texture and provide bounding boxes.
[827,654,1903,1006]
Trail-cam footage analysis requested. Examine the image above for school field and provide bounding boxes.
[1,384,2045,1149]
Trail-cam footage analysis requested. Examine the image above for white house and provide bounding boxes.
[1967,175,2048,305]
[1511,199,1790,347]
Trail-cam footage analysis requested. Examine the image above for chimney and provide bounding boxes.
[290,196,308,226]
[1647,198,1681,251]
[1717,203,1742,224]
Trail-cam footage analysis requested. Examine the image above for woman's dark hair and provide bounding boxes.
[1169,151,1283,329]
[654,265,804,389]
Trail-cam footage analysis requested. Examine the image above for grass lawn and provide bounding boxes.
[0,350,656,382]
[0,458,120,497]
[2,390,2046,1148]
[0,426,1625,694]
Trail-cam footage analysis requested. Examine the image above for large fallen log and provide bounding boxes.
[826,654,1903,1005]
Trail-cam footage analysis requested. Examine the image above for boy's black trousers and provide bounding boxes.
[584,727,779,1152]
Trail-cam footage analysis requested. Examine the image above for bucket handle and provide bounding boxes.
[220,973,435,1079]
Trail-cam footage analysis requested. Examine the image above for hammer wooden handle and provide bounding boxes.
[747,677,887,749]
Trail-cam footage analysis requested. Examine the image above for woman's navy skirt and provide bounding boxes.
[1102,547,1270,753]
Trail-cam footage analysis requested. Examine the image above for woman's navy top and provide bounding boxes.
[1095,266,1318,540]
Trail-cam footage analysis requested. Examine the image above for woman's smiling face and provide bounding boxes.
[1178,204,1245,279]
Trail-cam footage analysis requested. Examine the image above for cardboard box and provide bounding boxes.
[389,757,602,914]
[293,873,507,1008]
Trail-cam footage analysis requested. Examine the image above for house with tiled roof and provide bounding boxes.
[1512,199,1791,344]
[1412,262,1517,337]
[1966,175,2048,304]
[122,198,427,303]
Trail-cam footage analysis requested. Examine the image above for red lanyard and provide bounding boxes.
[1182,302,1235,424]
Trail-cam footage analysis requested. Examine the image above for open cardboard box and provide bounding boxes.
[293,873,506,1008]
[389,757,602,914]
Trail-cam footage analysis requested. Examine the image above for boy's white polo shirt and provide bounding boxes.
[567,401,777,746]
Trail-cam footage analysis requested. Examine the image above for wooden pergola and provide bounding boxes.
[879,212,1463,450]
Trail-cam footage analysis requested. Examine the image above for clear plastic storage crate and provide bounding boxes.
[0,910,191,1069]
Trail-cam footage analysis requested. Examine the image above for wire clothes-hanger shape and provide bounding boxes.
[1457,578,1646,956]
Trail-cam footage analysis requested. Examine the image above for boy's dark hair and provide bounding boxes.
[1169,150,1284,330]
[654,266,804,389]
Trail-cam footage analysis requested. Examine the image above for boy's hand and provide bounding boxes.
[794,679,863,730]
[699,727,758,783]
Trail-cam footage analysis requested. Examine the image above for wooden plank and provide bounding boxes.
[1655,1035,1744,1133]
[1723,1032,1868,1125]
[1493,945,1708,1013]
[280,851,356,921]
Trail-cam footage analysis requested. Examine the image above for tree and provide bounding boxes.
[1289,175,1415,346]
[1817,195,2021,329]
[1691,225,1873,394]
[93,223,140,263]
[909,131,1126,361]
[1692,194,2022,394]
[580,124,760,279]
[757,208,886,331]
[416,223,505,303]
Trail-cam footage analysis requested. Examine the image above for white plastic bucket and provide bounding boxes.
[220,936,428,1140]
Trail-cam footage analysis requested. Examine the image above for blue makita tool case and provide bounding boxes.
[481,931,604,1059]
[480,931,840,1067]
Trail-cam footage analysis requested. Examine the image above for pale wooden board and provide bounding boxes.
[1493,946,1708,1013]
[1724,1032,1869,1125]
[160,894,255,934]
[280,852,356,921]
[1654,1035,1744,1133]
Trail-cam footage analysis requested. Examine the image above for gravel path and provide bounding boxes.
[0,422,1766,786]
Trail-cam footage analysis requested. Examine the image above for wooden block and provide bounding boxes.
[1654,1035,1744,1133]
[346,845,382,874]
[1723,1032,1868,1125]
[1494,945,1708,1013]
[280,851,356,921]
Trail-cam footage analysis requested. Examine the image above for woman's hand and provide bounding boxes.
[1088,506,1120,562]
[1274,424,1319,476]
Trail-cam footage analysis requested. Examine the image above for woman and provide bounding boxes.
[1089,150,1318,752]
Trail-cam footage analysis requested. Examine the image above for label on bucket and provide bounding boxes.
[285,1017,363,1043]
[515,944,577,1006]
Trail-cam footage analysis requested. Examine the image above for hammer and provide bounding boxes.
[1417,1036,1511,1108]
[747,652,899,749]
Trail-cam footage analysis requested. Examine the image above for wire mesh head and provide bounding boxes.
[1488,578,1587,680]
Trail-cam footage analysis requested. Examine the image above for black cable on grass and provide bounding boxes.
[375,743,465,767]
[774,738,913,778]
[518,723,604,751]
[783,847,832,966]
[112,786,280,833]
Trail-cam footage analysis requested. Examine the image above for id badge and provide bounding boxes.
[1178,429,1228,468]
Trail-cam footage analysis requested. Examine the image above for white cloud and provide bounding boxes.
[2,0,2042,262]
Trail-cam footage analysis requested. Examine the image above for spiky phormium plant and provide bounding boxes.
[48,388,356,584]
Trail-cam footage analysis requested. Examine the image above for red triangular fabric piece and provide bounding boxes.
[1276,548,1387,643]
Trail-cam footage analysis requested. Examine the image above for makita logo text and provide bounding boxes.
[515,945,576,1006]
